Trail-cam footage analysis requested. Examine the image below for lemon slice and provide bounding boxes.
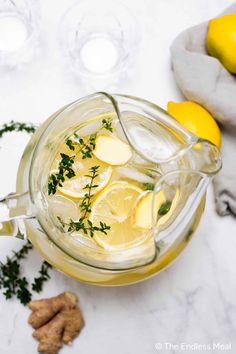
[133,189,180,229]
[133,191,166,229]
[58,163,112,199]
[90,182,148,250]
[93,135,132,166]
[50,138,112,199]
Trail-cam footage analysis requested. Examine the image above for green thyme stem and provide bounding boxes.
[57,166,111,237]
[80,165,99,220]
[0,121,36,138]
[31,261,53,293]
[48,117,113,195]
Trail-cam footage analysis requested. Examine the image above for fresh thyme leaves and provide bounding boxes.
[48,117,114,195]
[60,154,76,179]
[58,166,111,237]
[70,117,113,159]
[143,183,155,191]
[65,219,111,238]
[0,242,33,302]
[0,241,32,305]
[81,165,99,219]
[67,133,97,159]
[66,139,75,151]
[32,261,52,293]
[158,200,172,216]
[16,278,32,305]
[102,118,113,132]
[48,134,97,195]
[0,121,36,138]
[48,153,76,195]
[80,133,97,159]
[12,240,34,259]
[0,241,53,305]
[0,121,53,305]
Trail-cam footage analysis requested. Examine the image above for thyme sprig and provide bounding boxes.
[48,153,76,195]
[78,133,97,159]
[66,219,110,238]
[32,261,52,293]
[143,183,155,191]
[158,200,172,216]
[58,166,110,237]
[0,242,33,304]
[0,241,52,305]
[48,134,96,195]
[0,121,36,138]
[48,117,113,195]
[102,118,113,132]
[80,165,99,219]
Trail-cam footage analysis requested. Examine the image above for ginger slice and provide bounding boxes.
[28,292,84,354]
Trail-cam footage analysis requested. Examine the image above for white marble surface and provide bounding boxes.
[0,0,236,353]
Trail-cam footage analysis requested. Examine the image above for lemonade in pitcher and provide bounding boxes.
[0,93,221,284]
[47,112,179,260]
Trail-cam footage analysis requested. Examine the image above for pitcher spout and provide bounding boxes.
[190,138,222,176]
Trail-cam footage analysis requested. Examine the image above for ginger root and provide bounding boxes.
[28,292,84,354]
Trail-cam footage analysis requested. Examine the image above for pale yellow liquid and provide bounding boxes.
[16,111,206,285]
[48,116,156,255]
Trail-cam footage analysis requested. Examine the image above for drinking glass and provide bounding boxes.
[59,0,141,90]
[0,0,40,67]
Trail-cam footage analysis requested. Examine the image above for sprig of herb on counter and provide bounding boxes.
[58,166,110,237]
[0,120,36,138]
[0,242,33,303]
[0,121,53,305]
[0,121,36,138]
[32,261,53,293]
[48,117,113,195]
[0,241,52,305]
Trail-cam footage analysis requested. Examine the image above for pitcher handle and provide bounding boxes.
[0,121,38,238]
[0,191,35,239]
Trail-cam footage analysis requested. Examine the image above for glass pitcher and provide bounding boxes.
[0,93,221,285]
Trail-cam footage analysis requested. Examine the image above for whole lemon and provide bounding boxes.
[206,13,236,74]
[167,101,222,149]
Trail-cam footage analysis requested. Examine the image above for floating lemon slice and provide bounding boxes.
[93,135,132,166]
[90,182,148,250]
[50,138,113,199]
[133,191,166,229]
[56,157,112,199]
[133,189,180,229]
[58,165,112,199]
